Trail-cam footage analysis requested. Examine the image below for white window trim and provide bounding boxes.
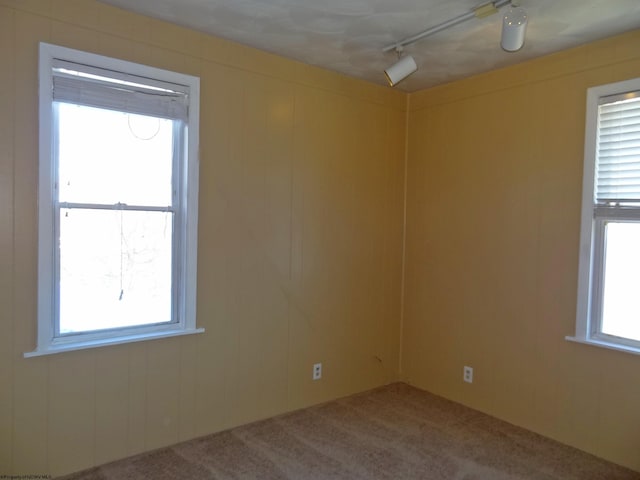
[26,43,203,358]
[569,77,640,356]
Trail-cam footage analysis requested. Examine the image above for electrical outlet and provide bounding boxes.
[313,363,322,380]
[463,366,473,383]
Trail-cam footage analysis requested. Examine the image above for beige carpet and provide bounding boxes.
[59,383,639,479]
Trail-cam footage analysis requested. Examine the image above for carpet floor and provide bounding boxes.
[59,383,639,480]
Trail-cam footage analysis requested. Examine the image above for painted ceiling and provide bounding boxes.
[97,0,640,92]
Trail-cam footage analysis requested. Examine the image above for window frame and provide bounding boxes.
[570,77,640,356]
[26,43,203,357]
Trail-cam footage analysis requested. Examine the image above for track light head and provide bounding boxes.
[501,5,528,52]
[384,54,417,87]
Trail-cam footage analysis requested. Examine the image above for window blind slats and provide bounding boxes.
[599,144,640,154]
[600,135,640,146]
[600,126,640,139]
[600,100,640,114]
[599,128,640,140]
[600,117,640,127]
[596,95,640,203]
[598,169,640,178]
[599,138,640,149]
[52,60,189,121]
[53,59,189,94]
[598,152,640,163]
[598,168,640,177]
[599,181,640,189]
[600,118,640,130]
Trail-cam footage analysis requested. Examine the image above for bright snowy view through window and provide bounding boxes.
[58,104,174,334]
[601,222,640,342]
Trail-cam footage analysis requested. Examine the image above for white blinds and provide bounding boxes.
[596,93,640,203]
[51,59,189,121]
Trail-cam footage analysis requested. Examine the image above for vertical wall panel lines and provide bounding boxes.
[0,5,16,474]
[11,9,51,475]
[3,1,405,476]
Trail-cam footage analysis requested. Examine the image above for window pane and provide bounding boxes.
[57,103,174,206]
[59,208,173,334]
[601,222,640,342]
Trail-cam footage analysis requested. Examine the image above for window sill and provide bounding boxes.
[565,335,640,356]
[24,327,205,358]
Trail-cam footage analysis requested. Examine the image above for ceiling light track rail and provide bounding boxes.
[382,0,513,53]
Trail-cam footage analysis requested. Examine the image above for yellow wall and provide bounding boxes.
[403,30,640,472]
[2,0,639,476]
[0,1,406,476]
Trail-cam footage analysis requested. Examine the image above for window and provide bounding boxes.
[571,77,640,355]
[26,43,202,357]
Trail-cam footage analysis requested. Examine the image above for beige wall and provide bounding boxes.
[2,0,639,476]
[403,30,640,472]
[0,1,406,476]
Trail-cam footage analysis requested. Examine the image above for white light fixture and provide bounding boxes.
[382,1,528,87]
[501,5,528,52]
[384,53,417,86]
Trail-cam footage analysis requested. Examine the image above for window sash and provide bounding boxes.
[53,206,179,337]
[53,100,183,209]
[589,212,640,351]
[50,92,185,339]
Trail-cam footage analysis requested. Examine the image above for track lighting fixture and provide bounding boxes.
[383,0,528,87]
[501,4,528,51]
[384,49,417,86]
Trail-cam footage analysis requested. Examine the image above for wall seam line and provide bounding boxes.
[397,92,410,382]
